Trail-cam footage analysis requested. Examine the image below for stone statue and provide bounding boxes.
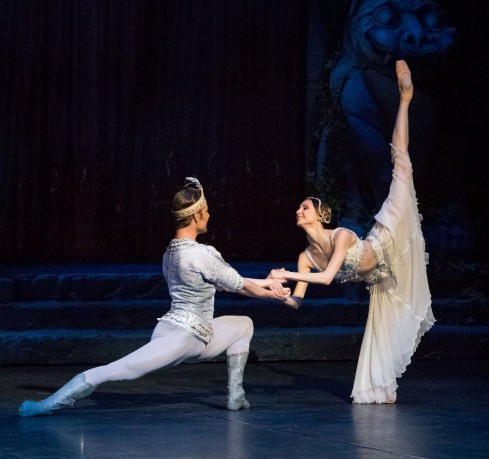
[318,0,459,225]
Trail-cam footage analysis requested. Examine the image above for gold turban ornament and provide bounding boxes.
[172,177,207,218]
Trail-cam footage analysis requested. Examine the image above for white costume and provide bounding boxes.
[83,239,251,385]
[305,144,435,404]
[19,238,254,416]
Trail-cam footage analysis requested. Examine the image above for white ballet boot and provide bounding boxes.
[226,352,251,410]
[19,373,95,417]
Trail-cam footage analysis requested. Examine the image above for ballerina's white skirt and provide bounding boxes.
[351,145,435,404]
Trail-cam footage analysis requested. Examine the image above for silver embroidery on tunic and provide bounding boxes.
[160,238,244,345]
[158,309,214,345]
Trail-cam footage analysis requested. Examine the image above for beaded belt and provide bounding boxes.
[365,226,393,285]
[158,309,214,345]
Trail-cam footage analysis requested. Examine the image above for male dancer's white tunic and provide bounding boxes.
[84,238,252,386]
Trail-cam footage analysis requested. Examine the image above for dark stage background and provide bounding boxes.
[0,0,488,264]
[0,0,307,262]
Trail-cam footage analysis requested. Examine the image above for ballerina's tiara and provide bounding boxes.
[307,196,331,224]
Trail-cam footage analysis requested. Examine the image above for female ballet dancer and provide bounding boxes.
[270,60,435,404]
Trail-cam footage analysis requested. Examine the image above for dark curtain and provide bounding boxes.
[0,0,307,262]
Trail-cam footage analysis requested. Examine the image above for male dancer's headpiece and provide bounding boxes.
[172,176,207,218]
[307,196,332,224]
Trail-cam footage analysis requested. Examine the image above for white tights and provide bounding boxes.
[83,315,253,387]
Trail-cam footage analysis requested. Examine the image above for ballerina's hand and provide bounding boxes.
[268,269,287,280]
[269,282,291,300]
[266,267,285,279]
[270,277,287,285]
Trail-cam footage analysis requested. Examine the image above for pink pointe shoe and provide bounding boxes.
[396,60,413,102]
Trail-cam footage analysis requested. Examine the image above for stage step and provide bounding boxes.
[1,261,487,365]
[1,325,488,365]
[2,297,488,330]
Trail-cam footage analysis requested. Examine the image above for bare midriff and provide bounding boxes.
[358,240,377,274]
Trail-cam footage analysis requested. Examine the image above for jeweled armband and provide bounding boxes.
[290,296,303,308]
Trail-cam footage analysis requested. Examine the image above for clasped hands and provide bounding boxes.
[266,268,292,301]
[268,268,289,281]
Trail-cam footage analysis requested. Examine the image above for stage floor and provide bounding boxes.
[2,360,487,458]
